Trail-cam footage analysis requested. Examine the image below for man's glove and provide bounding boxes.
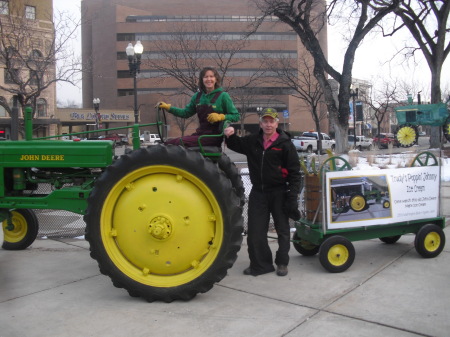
[156,102,171,111]
[283,194,300,221]
[207,112,225,123]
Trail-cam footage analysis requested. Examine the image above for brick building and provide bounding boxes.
[81,0,329,137]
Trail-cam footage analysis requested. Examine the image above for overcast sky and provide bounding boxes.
[53,0,449,107]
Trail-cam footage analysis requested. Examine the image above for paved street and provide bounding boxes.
[1,226,449,337]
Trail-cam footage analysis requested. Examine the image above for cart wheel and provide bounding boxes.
[382,200,390,208]
[410,151,438,167]
[379,235,401,244]
[395,124,418,148]
[349,194,367,212]
[292,230,319,256]
[443,116,450,142]
[414,224,445,258]
[319,156,352,181]
[319,236,355,273]
[2,209,39,250]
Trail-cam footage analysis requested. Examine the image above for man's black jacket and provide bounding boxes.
[225,128,301,198]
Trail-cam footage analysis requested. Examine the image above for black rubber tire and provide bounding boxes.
[414,224,445,258]
[319,236,355,273]
[84,145,243,302]
[307,146,313,153]
[292,230,319,256]
[379,235,401,244]
[216,153,245,207]
[2,209,39,250]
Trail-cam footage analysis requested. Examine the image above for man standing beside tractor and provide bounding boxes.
[224,108,301,277]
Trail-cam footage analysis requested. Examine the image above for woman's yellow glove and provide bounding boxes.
[207,112,225,123]
[156,102,171,111]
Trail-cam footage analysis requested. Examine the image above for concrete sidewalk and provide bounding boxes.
[1,224,449,337]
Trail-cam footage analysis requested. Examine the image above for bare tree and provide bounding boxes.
[145,22,253,95]
[229,85,262,134]
[387,1,450,148]
[0,8,82,112]
[251,0,400,153]
[361,78,399,147]
[262,51,327,151]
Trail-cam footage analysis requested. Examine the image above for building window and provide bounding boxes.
[29,70,39,86]
[0,1,9,15]
[37,98,47,117]
[0,104,7,117]
[25,5,36,20]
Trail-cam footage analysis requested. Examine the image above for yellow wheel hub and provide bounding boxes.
[424,232,441,252]
[100,165,224,288]
[327,244,349,266]
[3,211,28,243]
[148,216,173,240]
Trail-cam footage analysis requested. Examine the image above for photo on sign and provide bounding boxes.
[329,175,392,224]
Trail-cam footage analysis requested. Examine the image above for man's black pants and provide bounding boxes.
[247,188,290,274]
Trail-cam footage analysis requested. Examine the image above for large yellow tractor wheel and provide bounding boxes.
[84,145,243,302]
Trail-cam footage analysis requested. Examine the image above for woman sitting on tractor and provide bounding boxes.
[157,67,239,147]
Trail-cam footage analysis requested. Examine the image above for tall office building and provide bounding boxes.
[81,0,328,136]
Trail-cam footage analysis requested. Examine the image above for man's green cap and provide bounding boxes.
[261,108,278,119]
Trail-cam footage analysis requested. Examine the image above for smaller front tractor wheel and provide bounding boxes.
[2,209,39,250]
[292,231,319,256]
[414,224,445,258]
[319,236,355,273]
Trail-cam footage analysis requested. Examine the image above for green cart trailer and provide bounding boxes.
[292,154,446,272]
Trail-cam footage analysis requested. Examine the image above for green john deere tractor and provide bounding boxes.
[394,95,450,147]
[0,106,244,302]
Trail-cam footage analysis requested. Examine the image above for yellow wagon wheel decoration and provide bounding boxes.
[395,124,418,148]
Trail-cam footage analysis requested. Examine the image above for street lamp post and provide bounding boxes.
[126,41,144,124]
[93,98,100,130]
[350,85,359,149]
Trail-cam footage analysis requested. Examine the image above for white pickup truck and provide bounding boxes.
[348,135,373,151]
[292,132,335,153]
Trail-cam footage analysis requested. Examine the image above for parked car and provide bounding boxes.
[98,133,123,146]
[118,134,128,145]
[373,133,398,149]
[291,132,335,153]
[140,132,161,145]
[348,135,373,151]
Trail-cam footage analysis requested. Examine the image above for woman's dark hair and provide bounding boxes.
[198,67,221,92]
